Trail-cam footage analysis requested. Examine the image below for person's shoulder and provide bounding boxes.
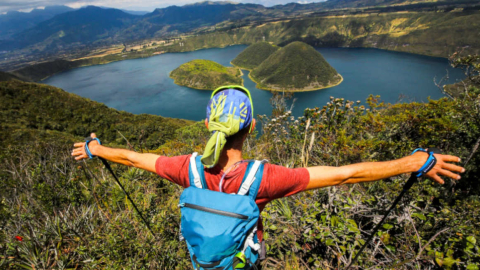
[156,154,192,166]
[262,162,309,177]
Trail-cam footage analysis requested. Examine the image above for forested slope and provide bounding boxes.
[0,80,192,148]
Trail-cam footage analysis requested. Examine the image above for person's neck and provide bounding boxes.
[216,148,243,172]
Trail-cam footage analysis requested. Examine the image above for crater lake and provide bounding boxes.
[43,45,465,122]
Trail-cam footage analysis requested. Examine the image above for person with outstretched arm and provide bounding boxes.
[72,85,464,270]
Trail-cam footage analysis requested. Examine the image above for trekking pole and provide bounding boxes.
[98,157,157,238]
[345,148,441,270]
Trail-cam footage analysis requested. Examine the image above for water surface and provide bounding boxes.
[44,46,464,121]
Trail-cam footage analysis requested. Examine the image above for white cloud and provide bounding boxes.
[18,8,35,12]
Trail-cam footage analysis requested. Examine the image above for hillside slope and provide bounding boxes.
[0,71,25,82]
[163,11,480,58]
[250,41,342,91]
[170,59,243,90]
[0,80,192,148]
[231,42,279,70]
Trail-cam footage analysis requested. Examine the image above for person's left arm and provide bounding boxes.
[305,152,464,190]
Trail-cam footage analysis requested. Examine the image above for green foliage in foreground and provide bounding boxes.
[250,41,342,91]
[231,42,279,70]
[0,55,479,269]
[169,59,243,90]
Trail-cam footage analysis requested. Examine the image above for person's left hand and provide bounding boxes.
[411,151,464,184]
[72,133,99,161]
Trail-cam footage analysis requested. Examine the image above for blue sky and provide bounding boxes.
[0,0,323,13]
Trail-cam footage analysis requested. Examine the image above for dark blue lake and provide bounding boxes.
[43,46,464,121]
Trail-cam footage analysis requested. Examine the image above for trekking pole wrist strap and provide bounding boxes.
[411,148,437,177]
[85,137,101,159]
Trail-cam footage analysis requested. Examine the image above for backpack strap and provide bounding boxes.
[188,152,208,189]
[237,160,267,199]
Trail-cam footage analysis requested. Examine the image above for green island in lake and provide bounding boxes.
[230,42,279,70]
[233,41,343,92]
[169,59,243,90]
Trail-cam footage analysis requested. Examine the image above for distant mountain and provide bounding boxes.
[4,6,139,51]
[271,0,476,13]
[231,42,279,70]
[0,6,74,39]
[250,41,342,91]
[133,2,267,35]
[0,2,272,52]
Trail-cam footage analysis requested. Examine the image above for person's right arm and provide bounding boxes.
[71,133,159,173]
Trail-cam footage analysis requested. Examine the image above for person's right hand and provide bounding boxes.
[71,133,99,161]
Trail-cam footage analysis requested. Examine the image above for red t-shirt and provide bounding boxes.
[155,155,310,241]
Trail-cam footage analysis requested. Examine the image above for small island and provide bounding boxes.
[231,42,279,70]
[235,41,343,92]
[170,59,243,90]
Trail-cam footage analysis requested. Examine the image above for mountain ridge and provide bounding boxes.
[0,6,74,39]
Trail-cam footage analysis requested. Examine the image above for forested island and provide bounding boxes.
[233,41,343,92]
[169,59,243,90]
[231,42,279,70]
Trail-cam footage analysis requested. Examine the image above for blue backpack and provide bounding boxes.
[179,153,266,270]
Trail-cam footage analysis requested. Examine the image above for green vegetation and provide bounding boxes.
[444,54,480,98]
[249,41,342,91]
[0,54,479,269]
[231,42,279,70]
[0,80,192,149]
[0,71,25,82]
[169,59,243,90]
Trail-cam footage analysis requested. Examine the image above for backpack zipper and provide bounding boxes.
[179,203,248,220]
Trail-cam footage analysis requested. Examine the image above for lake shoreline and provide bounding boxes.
[248,72,344,92]
[16,44,455,83]
[230,59,345,92]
